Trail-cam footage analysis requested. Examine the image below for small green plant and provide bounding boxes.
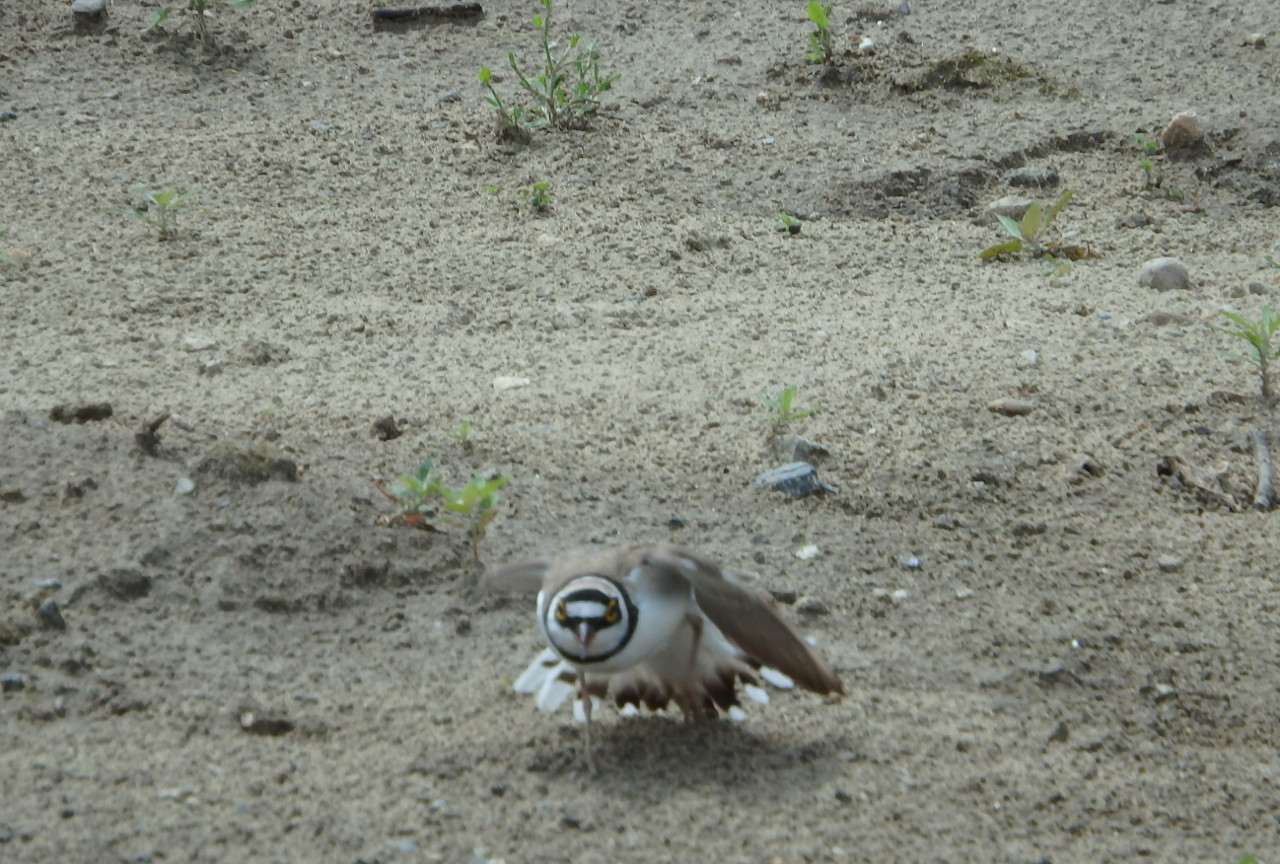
[980,188,1077,266]
[522,180,554,212]
[805,1,835,64]
[762,385,818,432]
[479,0,619,133]
[448,420,472,443]
[143,0,256,47]
[0,229,16,267]
[1217,306,1280,401]
[1039,253,1073,278]
[1265,240,1279,270]
[776,212,801,235]
[375,459,510,559]
[111,185,198,239]
[1135,132,1161,189]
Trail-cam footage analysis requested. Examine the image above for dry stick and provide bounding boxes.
[1247,429,1274,511]
[371,2,483,21]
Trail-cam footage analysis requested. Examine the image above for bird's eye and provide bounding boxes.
[604,599,620,624]
[555,600,568,623]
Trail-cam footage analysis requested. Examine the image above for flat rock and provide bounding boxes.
[987,195,1034,222]
[1138,256,1191,291]
[71,0,107,14]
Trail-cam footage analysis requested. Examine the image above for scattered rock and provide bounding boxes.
[1017,349,1039,368]
[1047,720,1070,744]
[899,555,921,570]
[371,415,402,441]
[767,434,830,464]
[135,412,170,456]
[71,0,107,13]
[1115,212,1154,229]
[795,595,830,615]
[1,672,25,692]
[987,195,1034,222]
[1002,167,1059,188]
[794,544,822,560]
[752,462,837,498]
[0,111,17,122]
[193,444,299,485]
[986,397,1036,416]
[1159,110,1205,153]
[35,598,66,631]
[173,476,196,495]
[49,401,113,424]
[239,710,295,736]
[97,567,153,600]
[1138,256,1191,291]
[438,90,461,103]
[493,376,531,390]
[1244,32,1266,49]
[1156,555,1185,573]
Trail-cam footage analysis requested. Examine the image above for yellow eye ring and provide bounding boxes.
[555,600,568,622]
[604,599,620,624]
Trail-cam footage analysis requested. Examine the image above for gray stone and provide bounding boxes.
[795,595,830,615]
[752,462,837,498]
[767,434,830,464]
[72,0,107,14]
[1138,256,1191,291]
[987,195,1034,223]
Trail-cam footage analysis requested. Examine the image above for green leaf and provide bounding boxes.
[1043,188,1075,228]
[479,67,491,84]
[980,239,1024,259]
[1018,203,1044,239]
[995,213,1025,240]
[142,6,176,32]
[806,0,828,28]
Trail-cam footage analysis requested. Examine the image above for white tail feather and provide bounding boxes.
[759,666,795,689]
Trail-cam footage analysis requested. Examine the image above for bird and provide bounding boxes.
[482,543,843,772]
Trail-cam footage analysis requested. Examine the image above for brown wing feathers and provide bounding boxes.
[642,546,844,696]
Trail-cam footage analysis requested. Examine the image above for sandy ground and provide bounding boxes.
[2,0,1280,861]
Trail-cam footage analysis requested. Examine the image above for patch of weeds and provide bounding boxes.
[375,458,510,559]
[776,212,802,235]
[110,185,198,240]
[1135,132,1161,189]
[479,0,619,134]
[0,228,17,267]
[805,1,835,64]
[522,180,554,213]
[909,49,1030,91]
[981,189,1091,269]
[1216,306,1280,401]
[762,385,817,433]
[143,0,256,48]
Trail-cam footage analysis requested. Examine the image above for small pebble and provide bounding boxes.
[174,477,195,495]
[899,555,921,570]
[987,195,1034,222]
[1159,111,1204,151]
[1,672,25,692]
[795,595,830,615]
[71,0,106,12]
[752,462,837,499]
[1138,256,1191,291]
[794,544,822,560]
[1245,32,1266,48]
[1017,349,1039,368]
[986,397,1036,416]
[1002,167,1059,187]
[0,111,16,122]
[36,598,67,631]
[492,376,531,390]
[438,91,461,103]
[1156,555,1185,573]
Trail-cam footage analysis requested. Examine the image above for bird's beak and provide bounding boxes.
[576,621,593,659]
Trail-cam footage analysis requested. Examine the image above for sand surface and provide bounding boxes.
[2,0,1279,861]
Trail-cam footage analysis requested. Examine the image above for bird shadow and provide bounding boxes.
[529,713,853,793]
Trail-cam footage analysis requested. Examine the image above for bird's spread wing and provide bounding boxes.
[481,557,551,594]
[641,545,844,696]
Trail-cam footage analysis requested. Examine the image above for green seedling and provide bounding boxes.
[143,0,256,47]
[522,180,554,212]
[375,459,510,559]
[1135,132,1161,189]
[1217,306,1280,401]
[111,185,198,239]
[0,229,16,267]
[480,0,619,133]
[980,189,1087,272]
[435,474,510,560]
[448,420,472,443]
[1039,253,1073,278]
[806,0,835,64]
[776,212,801,235]
[762,385,818,431]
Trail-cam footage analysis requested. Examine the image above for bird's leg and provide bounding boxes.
[578,669,598,775]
